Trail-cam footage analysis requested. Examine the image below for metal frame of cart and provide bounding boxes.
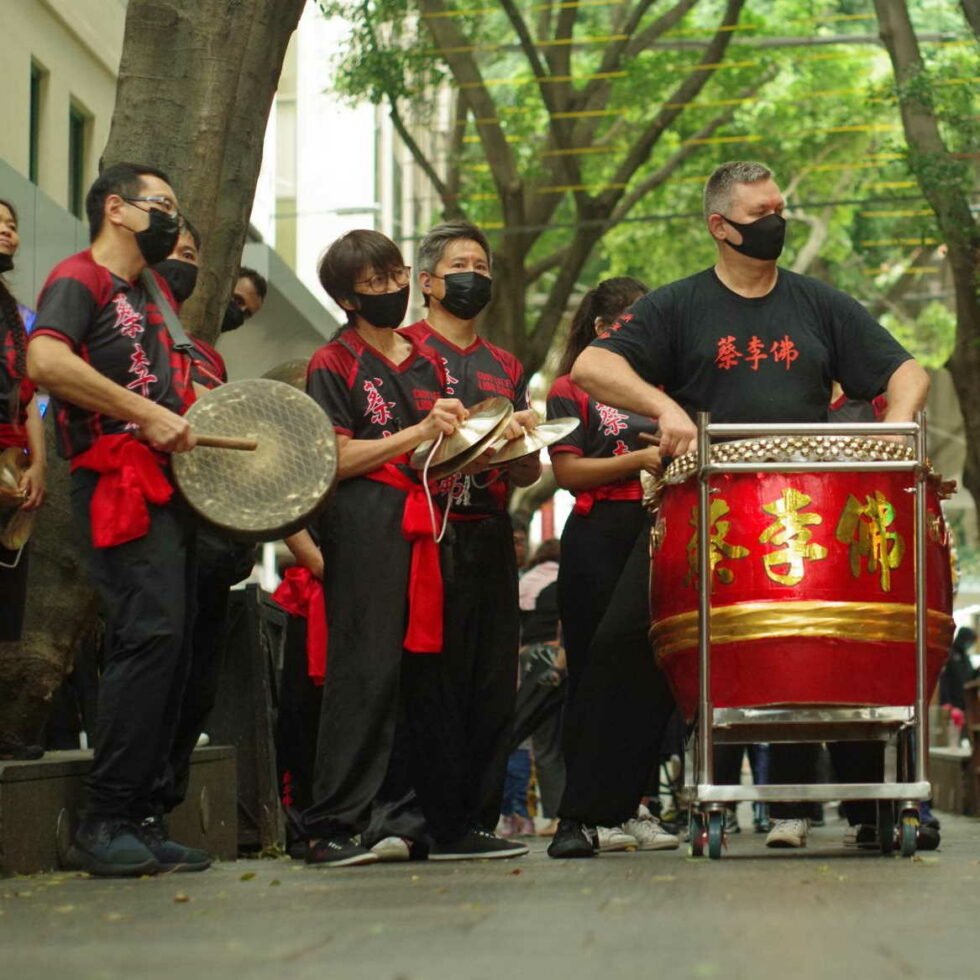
[686,412,932,860]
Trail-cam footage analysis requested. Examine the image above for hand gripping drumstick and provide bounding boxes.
[637,431,672,468]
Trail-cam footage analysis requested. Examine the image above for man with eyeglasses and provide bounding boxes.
[28,162,211,877]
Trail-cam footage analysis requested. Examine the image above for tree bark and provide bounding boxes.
[103,0,306,344]
[873,0,980,509]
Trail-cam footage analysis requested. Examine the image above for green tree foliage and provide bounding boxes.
[321,0,975,373]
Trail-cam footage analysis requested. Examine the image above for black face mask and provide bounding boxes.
[722,212,786,261]
[154,258,198,303]
[220,302,246,334]
[131,209,181,266]
[0,253,13,275]
[355,284,410,329]
[437,271,492,321]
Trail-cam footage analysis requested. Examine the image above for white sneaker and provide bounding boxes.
[596,825,639,852]
[765,819,809,848]
[370,836,411,862]
[623,804,680,851]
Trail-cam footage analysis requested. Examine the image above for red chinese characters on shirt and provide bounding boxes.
[596,402,629,437]
[613,439,630,457]
[363,377,395,427]
[112,294,144,339]
[440,357,459,396]
[715,334,799,373]
[126,343,158,397]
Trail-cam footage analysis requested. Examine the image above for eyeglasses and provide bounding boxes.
[124,195,180,219]
[354,266,412,294]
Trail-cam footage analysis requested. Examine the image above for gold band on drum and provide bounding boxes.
[650,600,955,663]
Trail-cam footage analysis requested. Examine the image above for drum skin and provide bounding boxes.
[649,467,954,721]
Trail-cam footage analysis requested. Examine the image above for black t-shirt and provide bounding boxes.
[32,250,193,458]
[592,267,911,424]
[306,327,445,483]
[0,301,33,435]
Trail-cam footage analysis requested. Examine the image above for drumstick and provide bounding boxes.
[638,433,661,446]
[195,435,259,451]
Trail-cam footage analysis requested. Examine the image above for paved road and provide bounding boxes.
[1,811,976,980]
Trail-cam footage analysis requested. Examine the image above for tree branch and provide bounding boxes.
[597,0,748,211]
[389,99,456,214]
[960,0,980,40]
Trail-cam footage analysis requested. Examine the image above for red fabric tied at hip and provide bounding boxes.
[0,423,28,451]
[70,434,173,548]
[366,461,444,654]
[272,566,327,686]
[572,478,643,516]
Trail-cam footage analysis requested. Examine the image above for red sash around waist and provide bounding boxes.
[572,478,643,516]
[272,566,327,686]
[365,460,444,655]
[70,434,173,548]
[0,423,28,451]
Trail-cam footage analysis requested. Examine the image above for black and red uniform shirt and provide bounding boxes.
[401,319,529,516]
[306,326,445,483]
[189,336,228,390]
[0,303,35,447]
[546,373,656,503]
[31,250,194,459]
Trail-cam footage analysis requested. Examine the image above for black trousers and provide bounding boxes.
[71,469,195,821]
[442,515,520,830]
[301,480,466,844]
[558,523,678,827]
[559,501,647,707]
[0,539,29,642]
[150,528,254,815]
[769,741,883,825]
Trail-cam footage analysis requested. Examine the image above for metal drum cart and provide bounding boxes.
[648,413,955,860]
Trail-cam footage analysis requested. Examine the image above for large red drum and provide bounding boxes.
[648,436,954,722]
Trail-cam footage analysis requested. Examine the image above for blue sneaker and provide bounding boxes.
[138,816,212,872]
[67,818,160,877]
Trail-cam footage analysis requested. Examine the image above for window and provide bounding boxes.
[68,104,89,219]
[29,61,45,185]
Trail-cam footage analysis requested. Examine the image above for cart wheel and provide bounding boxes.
[877,801,896,855]
[707,810,724,860]
[900,812,919,858]
[689,812,706,858]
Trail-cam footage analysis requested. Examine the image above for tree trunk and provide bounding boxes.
[0,421,99,746]
[103,0,305,344]
[873,0,980,509]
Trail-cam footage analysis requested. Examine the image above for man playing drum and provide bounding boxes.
[28,162,210,876]
[570,160,929,851]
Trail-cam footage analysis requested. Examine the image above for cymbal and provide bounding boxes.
[410,396,514,480]
[488,416,580,465]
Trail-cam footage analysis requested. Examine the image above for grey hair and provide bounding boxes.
[416,220,493,307]
[703,161,774,219]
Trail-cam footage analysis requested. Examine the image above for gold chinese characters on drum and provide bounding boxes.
[646,436,955,720]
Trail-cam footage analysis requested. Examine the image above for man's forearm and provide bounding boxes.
[881,359,930,422]
[27,336,159,429]
[571,347,675,419]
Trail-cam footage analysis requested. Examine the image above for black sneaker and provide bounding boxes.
[0,739,44,760]
[305,835,379,867]
[66,818,160,877]
[138,817,212,872]
[429,828,529,861]
[917,825,940,851]
[547,819,597,859]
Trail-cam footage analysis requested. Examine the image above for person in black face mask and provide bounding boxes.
[357,221,541,853]
[301,229,527,866]
[27,162,217,877]
[559,159,931,859]
[220,267,267,334]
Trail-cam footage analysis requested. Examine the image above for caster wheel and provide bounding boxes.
[900,812,919,858]
[708,810,724,860]
[877,801,895,855]
[689,812,706,858]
